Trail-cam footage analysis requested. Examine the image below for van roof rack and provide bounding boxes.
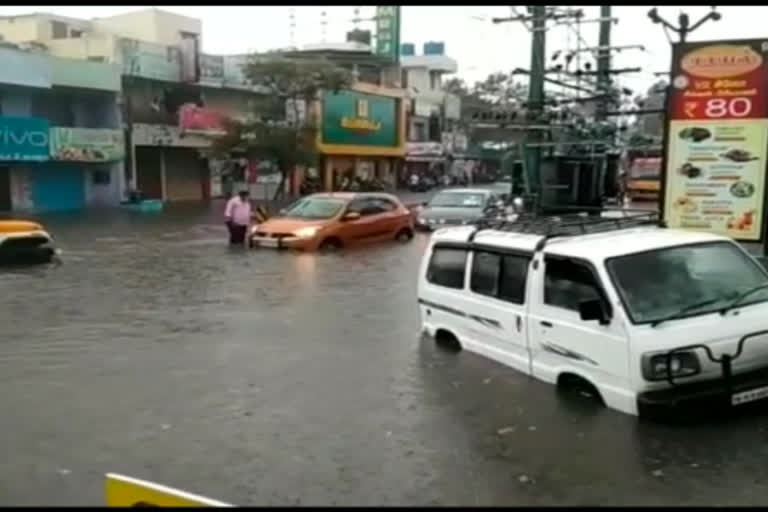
[467,209,662,249]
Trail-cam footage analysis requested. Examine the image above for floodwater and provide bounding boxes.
[2,201,768,506]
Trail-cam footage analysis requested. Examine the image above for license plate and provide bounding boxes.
[255,238,279,248]
[732,385,768,406]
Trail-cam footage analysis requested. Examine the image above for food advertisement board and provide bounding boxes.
[662,39,768,241]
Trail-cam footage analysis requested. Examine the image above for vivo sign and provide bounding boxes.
[0,116,50,162]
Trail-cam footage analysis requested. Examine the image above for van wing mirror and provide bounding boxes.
[578,299,610,325]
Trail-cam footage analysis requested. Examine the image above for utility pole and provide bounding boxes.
[526,5,547,200]
[595,5,611,121]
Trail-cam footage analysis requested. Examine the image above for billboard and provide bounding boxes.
[178,103,227,136]
[49,127,124,162]
[662,39,768,242]
[375,6,401,62]
[0,116,50,162]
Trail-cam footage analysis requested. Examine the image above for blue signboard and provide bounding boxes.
[0,116,50,162]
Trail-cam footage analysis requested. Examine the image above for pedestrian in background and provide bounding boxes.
[224,189,252,246]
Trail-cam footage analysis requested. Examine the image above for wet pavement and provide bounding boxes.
[2,202,768,506]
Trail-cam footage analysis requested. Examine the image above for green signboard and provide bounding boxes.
[375,6,401,62]
[321,91,399,147]
[50,127,125,162]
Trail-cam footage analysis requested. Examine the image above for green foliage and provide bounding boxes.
[213,56,353,197]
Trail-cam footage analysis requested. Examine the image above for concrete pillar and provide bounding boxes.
[323,156,333,191]
[160,147,167,200]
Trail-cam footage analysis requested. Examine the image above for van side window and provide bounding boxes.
[499,255,529,304]
[470,251,500,296]
[544,257,601,311]
[427,247,467,289]
[470,251,529,304]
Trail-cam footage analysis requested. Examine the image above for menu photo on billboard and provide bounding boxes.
[662,38,768,241]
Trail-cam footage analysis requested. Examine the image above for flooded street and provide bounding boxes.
[3,202,768,506]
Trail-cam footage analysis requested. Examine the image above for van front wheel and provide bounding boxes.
[556,373,604,406]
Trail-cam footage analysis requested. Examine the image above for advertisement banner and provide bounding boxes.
[321,90,398,147]
[49,127,124,162]
[375,6,401,62]
[663,38,768,241]
[0,116,50,162]
[178,103,227,136]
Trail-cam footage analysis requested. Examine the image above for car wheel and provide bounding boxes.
[318,237,342,251]
[395,227,414,243]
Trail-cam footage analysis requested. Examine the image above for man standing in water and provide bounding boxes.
[224,189,252,246]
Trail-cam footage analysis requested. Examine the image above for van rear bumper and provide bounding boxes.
[637,365,768,417]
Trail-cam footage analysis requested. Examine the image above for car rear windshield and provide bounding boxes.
[282,197,346,220]
[606,241,768,324]
[428,192,486,208]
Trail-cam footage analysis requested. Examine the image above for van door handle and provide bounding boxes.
[540,321,553,328]
[515,315,522,332]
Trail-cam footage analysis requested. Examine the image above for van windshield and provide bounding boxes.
[606,241,768,324]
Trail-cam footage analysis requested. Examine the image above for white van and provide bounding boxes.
[417,213,768,417]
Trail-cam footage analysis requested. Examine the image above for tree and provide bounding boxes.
[214,56,353,200]
[471,72,526,107]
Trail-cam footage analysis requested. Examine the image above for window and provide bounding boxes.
[471,252,501,297]
[401,69,409,89]
[87,56,106,62]
[429,70,440,90]
[51,21,68,39]
[371,198,396,212]
[499,255,529,304]
[544,257,602,311]
[427,247,468,289]
[470,251,529,304]
[92,170,111,186]
[70,29,83,38]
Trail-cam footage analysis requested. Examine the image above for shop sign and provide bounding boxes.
[407,142,444,156]
[630,157,661,179]
[105,473,233,507]
[0,116,50,162]
[49,127,124,162]
[662,38,768,241]
[179,103,228,136]
[322,90,398,147]
[375,6,401,62]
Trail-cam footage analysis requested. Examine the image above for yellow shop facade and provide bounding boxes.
[315,83,406,191]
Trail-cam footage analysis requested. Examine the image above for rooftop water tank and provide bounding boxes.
[401,43,415,56]
[346,29,372,46]
[423,41,445,56]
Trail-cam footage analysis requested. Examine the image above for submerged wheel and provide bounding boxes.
[556,373,605,406]
[318,237,342,251]
[395,227,414,243]
[434,328,462,353]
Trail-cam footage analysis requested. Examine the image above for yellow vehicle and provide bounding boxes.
[626,157,661,203]
[0,220,59,265]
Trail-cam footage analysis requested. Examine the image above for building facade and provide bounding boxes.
[316,83,406,191]
[0,45,123,213]
[0,8,268,204]
[399,42,463,182]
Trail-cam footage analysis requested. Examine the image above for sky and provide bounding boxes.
[2,5,765,97]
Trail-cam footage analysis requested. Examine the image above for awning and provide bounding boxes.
[405,155,444,162]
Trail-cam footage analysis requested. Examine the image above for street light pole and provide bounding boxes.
[647,6,721,43]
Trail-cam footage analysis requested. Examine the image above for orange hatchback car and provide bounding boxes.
[249,192,415,251]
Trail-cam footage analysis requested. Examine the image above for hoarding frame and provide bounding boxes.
[659,37,768,246]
